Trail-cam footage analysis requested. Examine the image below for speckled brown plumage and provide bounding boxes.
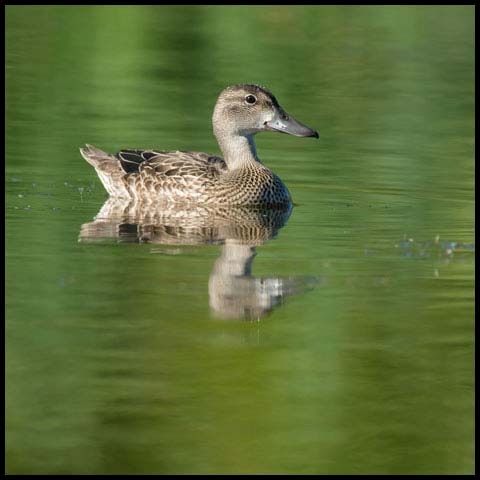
[80,84,318,206]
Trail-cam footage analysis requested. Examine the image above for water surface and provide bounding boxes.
[6,5,474,475]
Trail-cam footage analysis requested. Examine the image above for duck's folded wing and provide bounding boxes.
[116,149,160,173]
[116,149,227,176]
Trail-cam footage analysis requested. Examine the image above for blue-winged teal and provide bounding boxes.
[80,84,318,206]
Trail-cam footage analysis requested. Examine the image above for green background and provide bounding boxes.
[6,5,475,474]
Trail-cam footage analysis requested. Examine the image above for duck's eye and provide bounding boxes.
[245,94,257,105]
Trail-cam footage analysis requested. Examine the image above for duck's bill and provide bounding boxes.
[265,112,319,139]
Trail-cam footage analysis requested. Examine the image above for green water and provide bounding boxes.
[5,5,475,475]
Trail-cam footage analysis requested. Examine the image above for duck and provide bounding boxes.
[80,84,318,206]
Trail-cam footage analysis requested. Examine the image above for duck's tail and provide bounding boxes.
[80,144,129,198]
[79,144,114,167]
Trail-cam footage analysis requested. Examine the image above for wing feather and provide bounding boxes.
[116,149,227,177]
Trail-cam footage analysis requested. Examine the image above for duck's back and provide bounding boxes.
[81,145,228,203]
[119,149,229,203]
[80,144,291,206]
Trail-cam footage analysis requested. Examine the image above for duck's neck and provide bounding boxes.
[215,133,261,170]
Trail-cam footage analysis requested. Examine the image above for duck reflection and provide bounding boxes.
[79,198,316,320]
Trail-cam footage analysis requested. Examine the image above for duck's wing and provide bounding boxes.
[116,149,227,177]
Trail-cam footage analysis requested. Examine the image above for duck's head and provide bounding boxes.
[212,84,319,140]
